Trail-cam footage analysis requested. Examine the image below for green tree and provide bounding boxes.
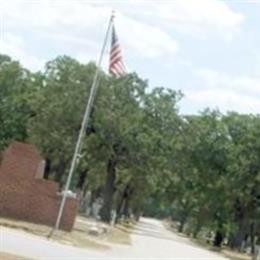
[0,54,39,149]
[28,56,99,183]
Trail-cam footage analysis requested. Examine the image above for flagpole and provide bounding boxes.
[50,11,115,237]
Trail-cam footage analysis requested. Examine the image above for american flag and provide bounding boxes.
[109,24,126,77]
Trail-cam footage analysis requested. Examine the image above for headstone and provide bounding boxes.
[84,191,92,216]
[110,209,117,226]
[92,197,103,220]
[76,190,84,211]
[253,245,260,260]
[88,221,102,236]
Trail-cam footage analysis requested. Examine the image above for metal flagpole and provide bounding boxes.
[50,11,115,236]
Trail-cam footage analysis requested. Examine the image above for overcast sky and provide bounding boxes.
[1,1,260,114]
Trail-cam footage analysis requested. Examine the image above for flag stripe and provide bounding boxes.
[109,23,126,77]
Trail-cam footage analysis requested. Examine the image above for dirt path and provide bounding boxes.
[1,218,227,259]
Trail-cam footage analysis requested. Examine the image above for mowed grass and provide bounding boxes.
[0,216,134,250]
[0,217,108,250]
[103,221,135,245]
[221,249,251,260]
[75,216,133,245]
[163,220,251,260]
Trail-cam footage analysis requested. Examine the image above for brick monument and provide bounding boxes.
[0,142,77,231]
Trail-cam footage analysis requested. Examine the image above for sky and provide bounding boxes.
[1,0,260,115]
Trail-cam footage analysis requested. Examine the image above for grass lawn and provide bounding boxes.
[0,216,133,251]
[0,217,107,250]
[221,249,251,260]
[163,220,251,260]
[104,221,135,245]
[75,216,133,245]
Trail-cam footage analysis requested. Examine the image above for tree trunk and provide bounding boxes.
[43,158,51,179]
[229,222,248,249]
[76,170,88,189]
[134,207,142,221]
[250,222,256,254]
[214,230,224,247]
[178,215,187,233]
[116,184,132,221]
[122,196,130,218]
[100,159,116,223]
[229,201,248,250]
[54,163,66,186]
[193,221,202,238]
[116,194,125,221]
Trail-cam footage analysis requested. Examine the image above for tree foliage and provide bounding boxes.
[0,54,259,251]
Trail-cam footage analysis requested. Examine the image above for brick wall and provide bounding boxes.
[0,142,77,231]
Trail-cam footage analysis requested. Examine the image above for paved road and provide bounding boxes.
[1,218,227,259]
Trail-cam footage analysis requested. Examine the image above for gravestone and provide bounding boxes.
[254,245,260,260]
[110,209,117,226]
[92,197,103,220]
[83,191,92,216]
